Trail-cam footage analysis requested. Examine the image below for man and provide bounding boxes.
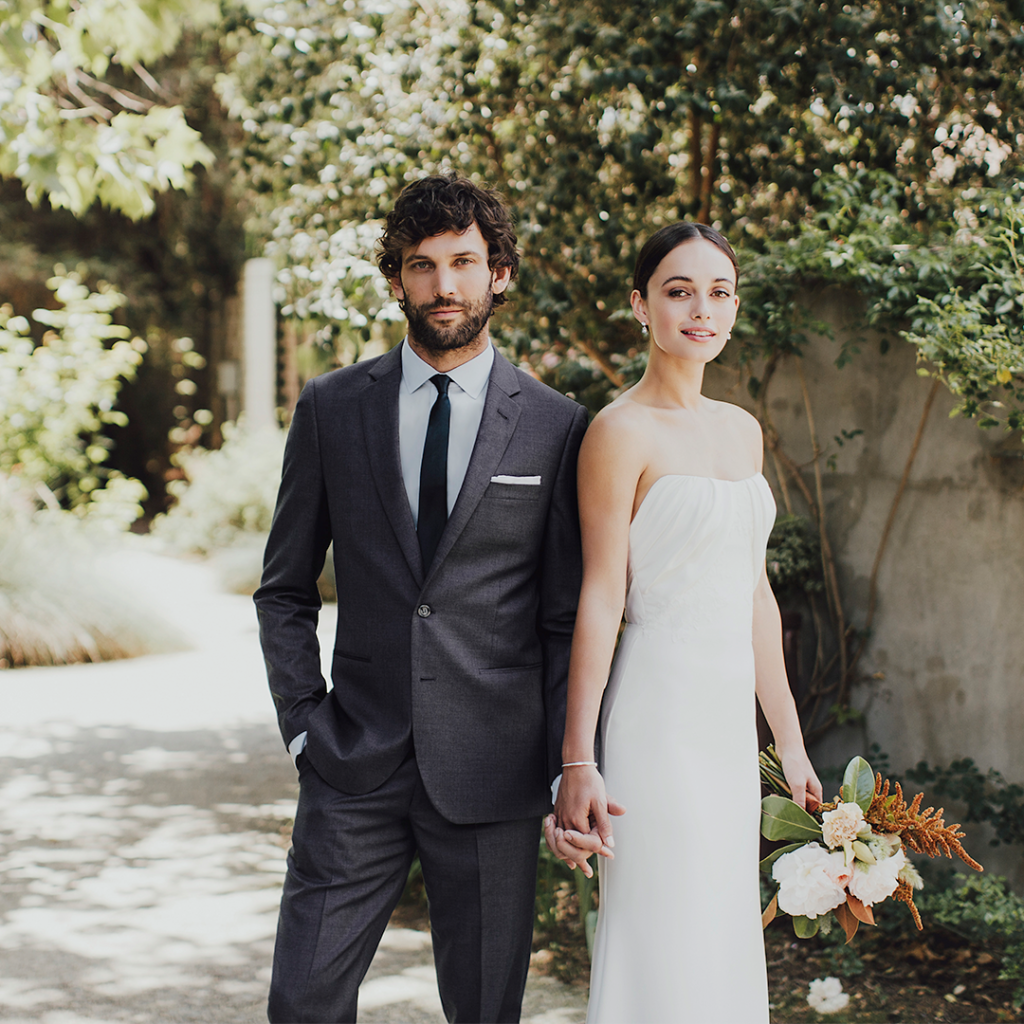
[255,174,588,1023]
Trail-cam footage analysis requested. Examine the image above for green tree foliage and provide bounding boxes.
[0,271,147,523]
[0,0,220,218]
[219,0,1024,404]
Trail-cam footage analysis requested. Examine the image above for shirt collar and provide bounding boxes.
[400,340,494,400]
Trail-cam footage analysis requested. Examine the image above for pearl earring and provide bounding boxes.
[641,323,649,336]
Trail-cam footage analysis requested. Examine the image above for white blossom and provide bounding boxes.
[847,847,907,906]
[772,844,848,920]
[807,976,850,1014]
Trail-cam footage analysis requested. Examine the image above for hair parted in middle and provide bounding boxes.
[632,222,740,298]
[376,173,520,307]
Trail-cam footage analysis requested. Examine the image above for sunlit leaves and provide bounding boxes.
[0,272,147,515]
[0,0,218,218]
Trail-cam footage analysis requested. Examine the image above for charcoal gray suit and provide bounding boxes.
[255,342,587,1022]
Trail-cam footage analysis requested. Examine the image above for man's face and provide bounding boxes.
[389,222,511,356]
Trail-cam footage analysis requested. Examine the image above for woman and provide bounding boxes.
[548,223,822,1022]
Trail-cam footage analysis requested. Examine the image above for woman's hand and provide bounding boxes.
[544,766,625,878]
[780,747,823,811]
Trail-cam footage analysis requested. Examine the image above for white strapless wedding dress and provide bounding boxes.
[586,473,775,1024]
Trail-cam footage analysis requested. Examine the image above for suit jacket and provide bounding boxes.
[254,343,588,824]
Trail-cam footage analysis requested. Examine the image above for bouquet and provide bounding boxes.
[759,745,983,943]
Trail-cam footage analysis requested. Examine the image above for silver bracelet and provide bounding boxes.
[561,760,598,767]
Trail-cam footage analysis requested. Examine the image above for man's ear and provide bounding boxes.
[491,264,512,295]
[388,276,405,302]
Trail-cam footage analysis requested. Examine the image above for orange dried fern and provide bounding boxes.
[867,773,983,870]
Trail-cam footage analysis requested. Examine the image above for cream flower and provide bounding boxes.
[821,802,868,854]
[772,844,848,919]
[847,847,907,906]
[898,858,924,891]
[807,976,850,1014]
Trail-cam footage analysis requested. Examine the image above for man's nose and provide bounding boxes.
[434,267,458,297]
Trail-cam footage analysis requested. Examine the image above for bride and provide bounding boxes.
[545,222,822,1022]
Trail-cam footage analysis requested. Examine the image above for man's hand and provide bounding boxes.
[545,766,626,878]
[543,816,609,876]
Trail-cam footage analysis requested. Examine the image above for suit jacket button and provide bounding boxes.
[417,604,432,618]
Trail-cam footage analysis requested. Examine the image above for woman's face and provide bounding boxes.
[630,238,739,364]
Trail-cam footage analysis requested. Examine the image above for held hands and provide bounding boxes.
[780,746,823,811]
[544,765,626,879]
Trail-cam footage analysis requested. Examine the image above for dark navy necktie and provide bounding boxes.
[418,373,451,571]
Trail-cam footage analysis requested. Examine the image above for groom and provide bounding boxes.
[254,174,588,1023]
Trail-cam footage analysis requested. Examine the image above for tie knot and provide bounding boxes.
[430,373,451,396]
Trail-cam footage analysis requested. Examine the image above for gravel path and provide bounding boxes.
[0,546,587,1024]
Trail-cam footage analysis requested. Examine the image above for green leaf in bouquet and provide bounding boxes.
[760,795,824,842]
[759,842,806,873]
[840,756,876,812]
[793,915,820,938]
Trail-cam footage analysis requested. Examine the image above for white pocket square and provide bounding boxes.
[491,475,541,485]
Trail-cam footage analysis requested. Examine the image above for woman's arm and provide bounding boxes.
[752,565,823,810]
[548,408,642,872]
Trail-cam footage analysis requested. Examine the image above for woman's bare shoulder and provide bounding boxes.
[707,397,761,432]
[585,396,658,447]
[578,396,658,474]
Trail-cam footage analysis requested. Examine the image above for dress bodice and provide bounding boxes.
[625,473,776,643]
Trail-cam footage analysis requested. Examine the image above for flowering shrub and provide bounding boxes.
[0,272,147,525]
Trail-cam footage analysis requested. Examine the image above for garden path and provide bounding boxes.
[0,545,587,1024]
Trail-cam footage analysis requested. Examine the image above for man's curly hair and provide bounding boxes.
[376,174,520,307]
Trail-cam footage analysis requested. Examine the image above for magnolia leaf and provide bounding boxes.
[761,893,778,930]
[846,893,876,926]
[759,843,805,873]
[840,756,875,812]
[760,795,824,842]
[833,900,860,944]
[793,914,819,938]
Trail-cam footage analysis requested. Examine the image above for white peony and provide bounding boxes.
[821,802,868,854]
[772,844,849,919]
[807,976,850,1014]
[847,846,907,906]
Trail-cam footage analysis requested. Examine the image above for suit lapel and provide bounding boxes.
[362,344,424,583]
[424,350,522,583]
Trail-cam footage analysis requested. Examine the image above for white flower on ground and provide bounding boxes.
[821,802,869,856]
[772,843,848,919]
[807,976,850,1014]
[847,847,907,906]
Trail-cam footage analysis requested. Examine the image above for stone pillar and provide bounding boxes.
[241,258,277,429]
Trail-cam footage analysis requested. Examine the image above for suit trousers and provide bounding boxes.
[268,753,542,1023]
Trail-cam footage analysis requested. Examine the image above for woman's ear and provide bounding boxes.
[629,289,647,327]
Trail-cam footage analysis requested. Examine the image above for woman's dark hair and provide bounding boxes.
[632,222,740,297]
[376,174,520,306]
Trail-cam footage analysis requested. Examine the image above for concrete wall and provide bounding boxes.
[706,289,1024,883]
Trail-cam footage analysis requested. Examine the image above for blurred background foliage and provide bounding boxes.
[1,0,1023,697]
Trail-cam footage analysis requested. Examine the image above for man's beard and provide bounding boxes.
[404,290,495,354]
